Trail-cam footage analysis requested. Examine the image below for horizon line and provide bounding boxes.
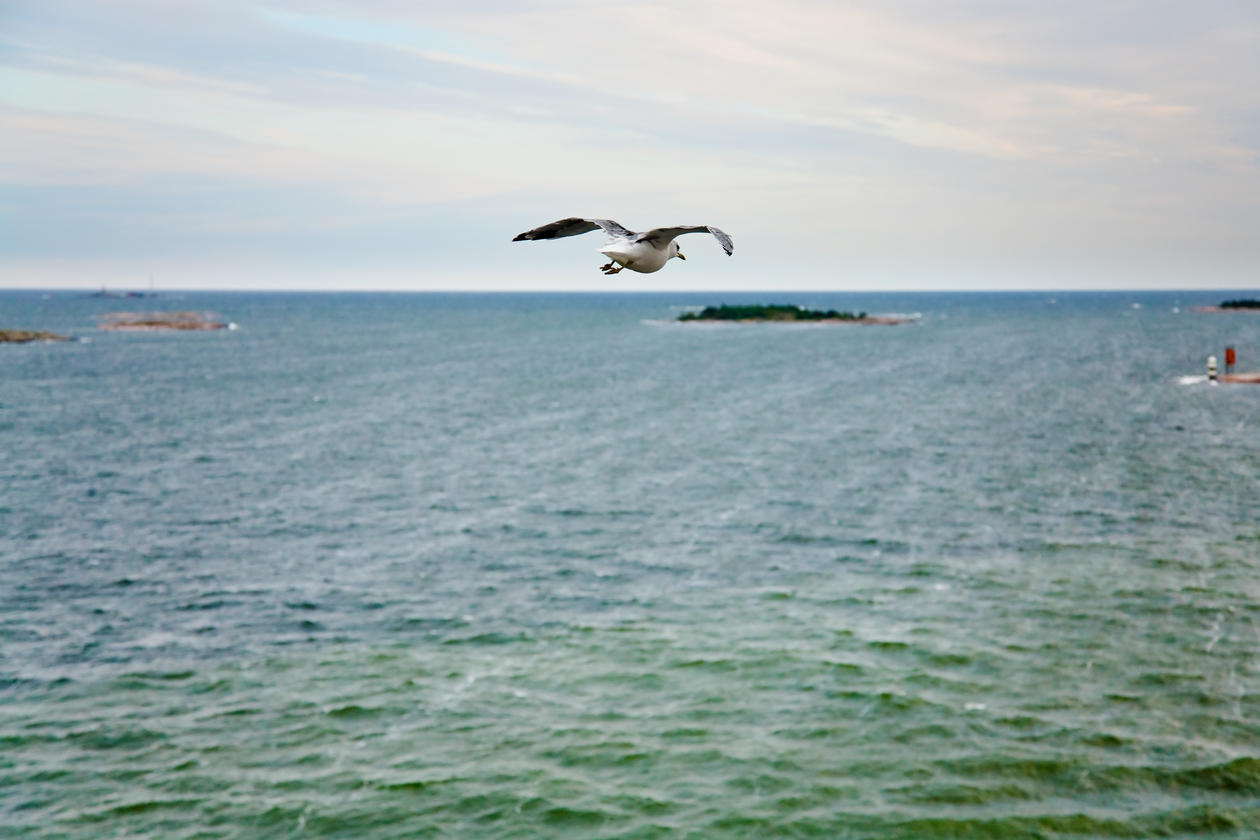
[3,286,1256,296]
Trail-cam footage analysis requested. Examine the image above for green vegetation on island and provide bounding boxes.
[676,304,918,324]
[678,304,868,322]
[0,329,72,343]
[1220,299,1260,310]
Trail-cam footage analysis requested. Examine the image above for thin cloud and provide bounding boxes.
[1,0,1257,288]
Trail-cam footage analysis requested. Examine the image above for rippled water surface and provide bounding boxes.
[3,290,1259,838]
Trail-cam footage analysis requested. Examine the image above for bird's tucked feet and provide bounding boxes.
[600,263,623,274]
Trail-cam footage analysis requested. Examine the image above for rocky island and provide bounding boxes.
[677,304,914,325]
[0,329,72,343]
[1192,298,1260,313]
[99,311,228,331]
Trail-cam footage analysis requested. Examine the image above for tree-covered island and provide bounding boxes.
[677,304,914,325]
[1193,298,1260,313]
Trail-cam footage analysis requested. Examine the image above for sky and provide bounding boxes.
[2,0,1259,292]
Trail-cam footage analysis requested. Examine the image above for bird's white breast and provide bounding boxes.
[600,240,670,273]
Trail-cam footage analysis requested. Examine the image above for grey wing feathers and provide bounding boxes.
[637,225,734,255]
[512,218,634,241]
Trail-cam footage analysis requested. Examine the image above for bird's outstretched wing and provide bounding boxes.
[512,218,635,242]
[636,226,734,255]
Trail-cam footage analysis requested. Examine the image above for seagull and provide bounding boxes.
[512,218,733,274]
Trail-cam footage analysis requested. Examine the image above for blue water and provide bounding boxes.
[2,290,1259,838]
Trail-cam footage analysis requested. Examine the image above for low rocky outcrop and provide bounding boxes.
[99,311,227,331]
[0,329,72,343]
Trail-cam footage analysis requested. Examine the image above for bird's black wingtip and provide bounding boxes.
[512,233,528,242]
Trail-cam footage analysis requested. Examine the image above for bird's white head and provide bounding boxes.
[671,241,685,261]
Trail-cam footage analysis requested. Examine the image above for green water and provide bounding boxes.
[2,291,1258,837]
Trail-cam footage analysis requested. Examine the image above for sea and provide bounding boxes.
[2,289,1259,839]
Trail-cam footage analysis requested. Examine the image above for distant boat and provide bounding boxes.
[89,276,157,299]
[89,287,154,299]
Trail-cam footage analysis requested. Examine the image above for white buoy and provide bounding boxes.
[1207,355,1218,381]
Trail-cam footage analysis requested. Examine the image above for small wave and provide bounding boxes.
[115,669,195,683]
[326,703,385,718]
[103,798,203,817]
[642,318,732,328]
[1178,375,1208,385]
[67,725,166,750]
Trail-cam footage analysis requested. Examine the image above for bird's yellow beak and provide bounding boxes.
[677,252,686,260]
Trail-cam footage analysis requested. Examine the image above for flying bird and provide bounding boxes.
[513,218,733,274]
